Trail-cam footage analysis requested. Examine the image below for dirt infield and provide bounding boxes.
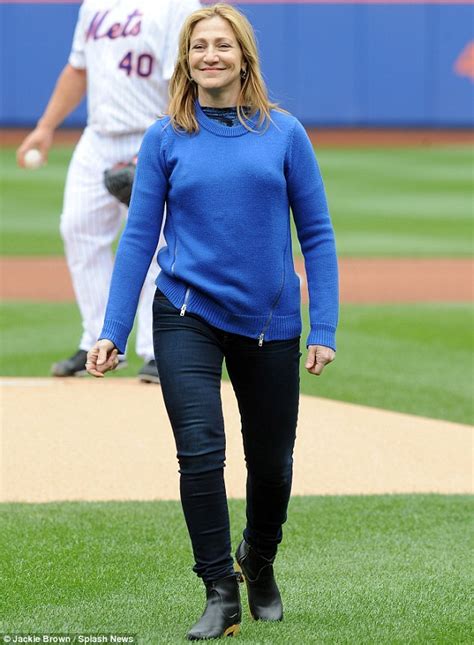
[2,255,472,503]
[2,256,472,303]
[1,378,472,503]
[308,128,474,148]
[4,259,471,504]
[2,127,474,148]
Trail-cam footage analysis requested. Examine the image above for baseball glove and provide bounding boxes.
[103,157,137,206]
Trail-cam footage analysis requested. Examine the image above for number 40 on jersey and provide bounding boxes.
[119,51,153,77]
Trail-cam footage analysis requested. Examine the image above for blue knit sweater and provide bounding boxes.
[100,102,339,352]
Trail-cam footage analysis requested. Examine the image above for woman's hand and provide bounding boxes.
[86,339,119,378]
[305,345,335,376]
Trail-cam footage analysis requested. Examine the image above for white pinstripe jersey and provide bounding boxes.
[69,0,201,135]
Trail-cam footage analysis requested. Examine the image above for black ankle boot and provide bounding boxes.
[186,574,241,640]
[235,539,283,621]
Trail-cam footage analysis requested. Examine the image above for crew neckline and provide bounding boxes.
[195,101,258,137]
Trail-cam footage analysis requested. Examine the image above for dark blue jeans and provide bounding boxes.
[153,289,300,583]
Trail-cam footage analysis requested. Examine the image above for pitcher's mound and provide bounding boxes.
[1,378,472,502]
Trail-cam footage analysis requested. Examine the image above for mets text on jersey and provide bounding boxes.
[86,10,142,41]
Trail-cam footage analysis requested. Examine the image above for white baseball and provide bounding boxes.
[24,148,44,169]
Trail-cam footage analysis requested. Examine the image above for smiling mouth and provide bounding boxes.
[201,68,225,71]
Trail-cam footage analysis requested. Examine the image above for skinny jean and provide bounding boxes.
[153,289,300,583]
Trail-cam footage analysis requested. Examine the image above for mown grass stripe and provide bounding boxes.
[1,495,472,644]
[1,145,472,257]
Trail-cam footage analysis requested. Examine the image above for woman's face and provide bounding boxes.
[189,15,246,105]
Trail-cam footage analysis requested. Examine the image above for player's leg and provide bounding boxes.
[52,130,124,376]
[135,225,166,383]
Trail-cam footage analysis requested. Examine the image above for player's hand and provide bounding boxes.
[86,340,119,378]
[16,126,54,167]
[305,345,335,376]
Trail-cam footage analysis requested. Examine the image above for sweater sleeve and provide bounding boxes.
[99,121,169,353]
[286,120,339,350]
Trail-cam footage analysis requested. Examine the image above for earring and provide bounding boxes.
[241,68,247,80]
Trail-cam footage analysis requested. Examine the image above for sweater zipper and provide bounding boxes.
[179,285,280,340]
[258,308,276,347]
[258,230,290,347]
[180,287,191,316]
[258,270,286,347]
[171,241,178,275]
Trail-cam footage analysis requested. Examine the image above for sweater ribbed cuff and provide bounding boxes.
[306,325,336,351]
[99,320,131,356]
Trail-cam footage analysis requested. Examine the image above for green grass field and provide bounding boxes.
[2,142,472,641]
[1,495,472,644]
[1,301,472,425]
[1,145,473,257]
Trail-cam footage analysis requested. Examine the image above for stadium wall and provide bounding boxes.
[0,1,473,127]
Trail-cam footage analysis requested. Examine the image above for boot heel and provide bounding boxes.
[223,624,240,637]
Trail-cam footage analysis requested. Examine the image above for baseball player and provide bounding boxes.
[17,0,201,382]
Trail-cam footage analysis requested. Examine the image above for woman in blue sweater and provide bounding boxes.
[86,3,338,640]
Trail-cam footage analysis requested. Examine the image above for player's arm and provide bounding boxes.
[17,64,87,167]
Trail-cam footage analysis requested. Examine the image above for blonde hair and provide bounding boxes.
[168,3,283,133]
